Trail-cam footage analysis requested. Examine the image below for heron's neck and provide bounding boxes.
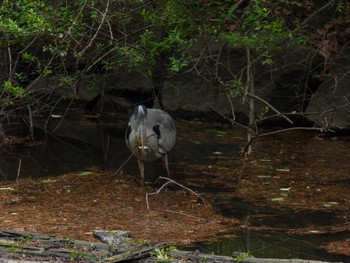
[136,121,147,148]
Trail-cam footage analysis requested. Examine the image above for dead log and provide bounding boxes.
[103,243,167,262]
[0,229,166,262]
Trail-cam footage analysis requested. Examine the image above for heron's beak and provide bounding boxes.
[139,122,145,150]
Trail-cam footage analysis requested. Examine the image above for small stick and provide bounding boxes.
[115,133,155,175]
[146,176,207,212]
[27,105,34,140]
[103,135,110,169]
[114,152,136,175]
[16,159,22,184]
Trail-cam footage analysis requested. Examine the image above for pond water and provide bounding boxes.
[1,117,349,262]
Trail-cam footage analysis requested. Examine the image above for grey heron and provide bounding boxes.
[125,104,176,185]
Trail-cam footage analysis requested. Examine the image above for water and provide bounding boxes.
[1,118,350,261]
[194,230,350,262]
[191,197,350,262]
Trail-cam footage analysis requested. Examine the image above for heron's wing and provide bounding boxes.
[125,120,134,150]
[148,109,176,153]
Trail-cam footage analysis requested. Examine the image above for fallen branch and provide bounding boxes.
[104,243,167,263]
[114,151,136,175]
[246,93,294,124]
[146,176,207,212]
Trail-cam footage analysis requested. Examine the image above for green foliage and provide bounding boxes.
[220,78,245,98]
[18,235,33,244]
[152,247,176,262]
[2,81,28,97]
[70,250,85,261]
[136,239,149,244]
[0,0,340,127]
[221,0,294,51]
[58,75,76,87]
[7,246,22,254]
[113,44,148,72]
[0,0,306,83]
[137,0,204,73]
[0,1,57,45]
[65,235,75,248]
[153,248,171,262]
[21,52,37,63]
[257,106,270,120]
[78,171,93,176]
[169,56,188,73]
[236,251,250,263]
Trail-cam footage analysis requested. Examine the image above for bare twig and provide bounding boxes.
[79,0,110,56]
[214,43,227,79]
[52,98,74,133]
[146,180,172,211]
[258,126,334,137]
[7,46,12,80]
[207,104,250,132]
[90,5,114,40]
[246,93,294,124]
[225,90,236,121]
[301,0,336,27]
[16,159,22,184]
[146,176,207,212]
[114,132,160,175]
[27,105,34,140]
[114,131,161,176]
[113,151,136,175]
[44,95,65,131]
[245,48,256,156]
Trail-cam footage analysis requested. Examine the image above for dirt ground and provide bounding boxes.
[0,169,237,246]
[0,124,350,258]
[236,132,350,256]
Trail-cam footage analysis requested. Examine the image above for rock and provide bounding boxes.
[162,45,319,124]
[29,44,320,125]
[93,230,131,245]
[305,41,350,129]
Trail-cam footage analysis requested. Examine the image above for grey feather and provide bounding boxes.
[125,105,176,185]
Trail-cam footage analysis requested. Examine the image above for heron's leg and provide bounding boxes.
[161,154,171,177]
[137,159,145,186]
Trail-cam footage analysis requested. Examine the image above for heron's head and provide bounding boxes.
[134,104,147,120]
[134,105,148,150]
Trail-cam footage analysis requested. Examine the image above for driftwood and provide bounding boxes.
[104,243,166,262]
[0,230,341,263]
[0,229,165,262]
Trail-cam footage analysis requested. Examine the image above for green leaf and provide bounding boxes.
[308,230,320,234]
[271,197,284,202]
[323,202,339,207]
[280,187,291,191]
[214,130,227,136]
[42,179,57,183]
[276,168,290,172]
[79,171,93,176]
[257,175,271,179]
[259,159,271,162]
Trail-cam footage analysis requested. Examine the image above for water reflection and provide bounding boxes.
[194,230,350,262]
